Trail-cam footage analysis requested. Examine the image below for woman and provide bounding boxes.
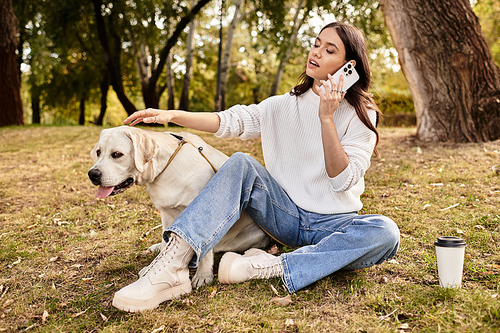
[114,22,400,312]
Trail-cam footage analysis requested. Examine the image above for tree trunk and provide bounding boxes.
[95,72,109,126]
[92,0,137,116]
[147,0,212,109]
[31,88,40,124]
[79,97,86,125]
[166,52,175,110]
[217,0,244,111]
[380,0,500,142]
[0,0,24,127]
[270,0,304,96]
[179,17,197,111]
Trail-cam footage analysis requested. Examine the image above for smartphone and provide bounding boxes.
[319,62,359,94]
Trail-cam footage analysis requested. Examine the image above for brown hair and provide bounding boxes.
[291,22,381,156]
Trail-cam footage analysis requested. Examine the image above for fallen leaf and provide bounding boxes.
[267,244,278,255]
[73,308,88,317]
[182,298,193,306]
[2,299,14,308]
[100,312,108,322]
[42,310,49,323]
[399,323,409,330]
[271,294,292,306]
[270,284,279,296]
[379,276,389,284]
[208,287,217,298]
[285,318,295,327]
[49,257,59,262]
[151,325,165,333]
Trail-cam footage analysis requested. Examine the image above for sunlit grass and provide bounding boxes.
[1,125,499,332]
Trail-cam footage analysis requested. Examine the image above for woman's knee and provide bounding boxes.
[225,152,255,169]
[362,214,400,249]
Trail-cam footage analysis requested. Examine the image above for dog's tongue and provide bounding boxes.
[96,186,114,199]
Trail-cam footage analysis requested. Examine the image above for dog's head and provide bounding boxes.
[88,126,159,199]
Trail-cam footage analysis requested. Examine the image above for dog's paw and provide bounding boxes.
[191,272,214,288]
[148,243,162,253]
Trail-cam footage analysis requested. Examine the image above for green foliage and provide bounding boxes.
[473,0,500,67]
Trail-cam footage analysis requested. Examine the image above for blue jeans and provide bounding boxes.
[166,153,400,293]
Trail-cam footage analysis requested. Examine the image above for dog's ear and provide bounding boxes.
[125,128,160,172]
[90,142,99,163]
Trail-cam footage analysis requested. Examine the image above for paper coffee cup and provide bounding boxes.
[434,236,466,288]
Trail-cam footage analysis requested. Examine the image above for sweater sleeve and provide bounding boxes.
[329,110,377,192]
[214,103,263,140]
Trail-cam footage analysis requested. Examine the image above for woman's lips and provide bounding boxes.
[308,59,319,68]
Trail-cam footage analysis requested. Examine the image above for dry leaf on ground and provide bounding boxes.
[271,294,292,306]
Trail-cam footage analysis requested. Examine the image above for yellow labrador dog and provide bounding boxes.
[88,126,269,287]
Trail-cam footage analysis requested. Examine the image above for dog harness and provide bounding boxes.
[160,133,218,175]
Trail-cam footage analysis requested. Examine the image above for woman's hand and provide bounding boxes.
[316,73,345,121]
[124,109,173,126]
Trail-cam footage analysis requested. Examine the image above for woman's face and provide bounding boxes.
[306,27,348,87]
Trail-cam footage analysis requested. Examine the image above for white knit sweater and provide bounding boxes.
[215,88,377,214]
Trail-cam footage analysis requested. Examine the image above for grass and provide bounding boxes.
[0,125,499,332]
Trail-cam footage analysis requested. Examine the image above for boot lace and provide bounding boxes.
[141,238,179,276]
[253,261,283,280]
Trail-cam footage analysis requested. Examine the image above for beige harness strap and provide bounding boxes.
[160,135,218,176]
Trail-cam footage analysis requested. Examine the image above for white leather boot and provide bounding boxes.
[112,233,194,312]
[218,250,283,284]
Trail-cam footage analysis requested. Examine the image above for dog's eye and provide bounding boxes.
[111,152,123,159]
[96,149,101,157]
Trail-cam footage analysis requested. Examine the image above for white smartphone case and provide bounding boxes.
[319,62,359,94]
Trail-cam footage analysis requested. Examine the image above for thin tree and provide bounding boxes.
[179,14,198,111]
[270,0,304,96]
[216,0,244,111]
[381,0,500,142]
[0,0,24,127]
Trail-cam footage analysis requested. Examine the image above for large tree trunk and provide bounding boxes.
[179,17,197,111]
[270,0,304,97]
[380,0,500,142]
[216,0,244,111]
[0,0,24,127]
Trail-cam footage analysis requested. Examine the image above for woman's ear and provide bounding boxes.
[350,60,357,67]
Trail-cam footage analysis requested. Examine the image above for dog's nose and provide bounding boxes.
[88,169,102,185]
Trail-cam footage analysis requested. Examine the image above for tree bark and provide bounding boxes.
[31,87,40,124]
[270,0,304,96]
[95,71,109,126]
[380,0,500,142]
[166,52,175,110]
[147,0,212,109]
[179,17,197,111]
[217,0,244,111]
[79,97,86,125]
[0,0,24,127]
[92,0,137,116]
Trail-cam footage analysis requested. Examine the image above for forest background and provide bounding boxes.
[13,0,499,127]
